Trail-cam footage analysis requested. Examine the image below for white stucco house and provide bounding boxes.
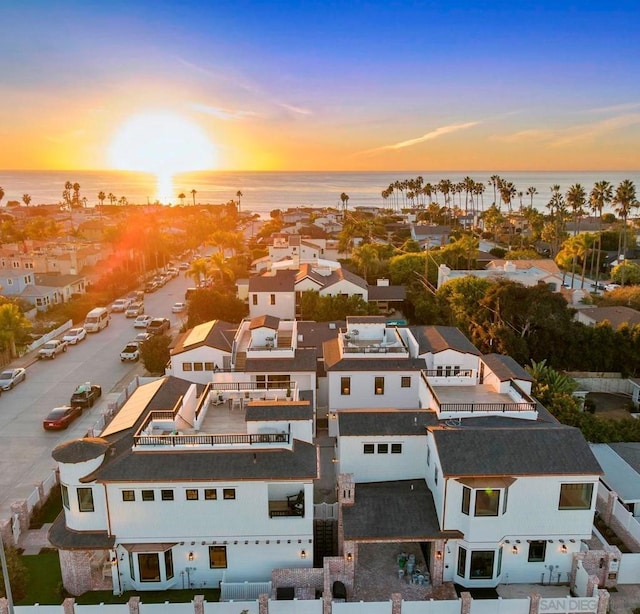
[49,376,317,596]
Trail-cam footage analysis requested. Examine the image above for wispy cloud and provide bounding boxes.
[492,113,640,147]
[358,121,480,156]
[277,102,312,116]
[45,129,86,143]
[190,102,258,120]
[582,102,640,115]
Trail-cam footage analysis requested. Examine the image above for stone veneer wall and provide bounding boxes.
[59,548,111,595]
[271,567,324,597]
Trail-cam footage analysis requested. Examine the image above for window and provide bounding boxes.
[374,376,385,395]
[364,444,375,454]
[182,362,193,371]
[139,553,160,582]
[496,547,503,577]
[341,377,351,395]
[122,490,135,502]
[161,489,174,501]
[470,550,495,579]
[223,488,236,500]
[475,489,500,516]
[462,486,471,515]
[528,540,546,562]
[61,485,69,510]
[457,547,467,577]
[391,443,402,454]
[77,488,94,512]
[205,489,217,500]
[164,550,174,580]
[270,294,276,305]
[434,467,439,486]
[378,443,389,454]
[401,376,411,388]
[141,490,155,502]
[204,362,215,371]
[427,446,431,466]
[209,546,227,568]
[129,552,135,581]
[559,483,593,510]
[252,294,258,305]
[194,362,204,371]
[186,489,199,500]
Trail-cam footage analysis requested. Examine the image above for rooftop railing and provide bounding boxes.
[133,430,290,447]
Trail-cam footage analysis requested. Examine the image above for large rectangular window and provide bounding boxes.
[77,488,94,512]
[341,377,351,395]
[559,483,594,510]
[61,484,69,510]
[139,553,160,582]
[164,550,174,580]
[374,376,385,395]
[528,540,546,562]
[209,546,228,568]
[475,489,500,516]
[470,551,495,579]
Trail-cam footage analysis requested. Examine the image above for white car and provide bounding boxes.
[111,298,132,313]
[133,332,151,344]
[0,368,26,391]
[125,302,144,318]
[63,327,87,345]
[133,314,153,329]
[171,302,186,313]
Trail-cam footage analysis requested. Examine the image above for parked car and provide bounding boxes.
[38,339,68,359]
[43,405,83,430]
[111,298,132,313]
[70,382,102,408]
[133,332,152,344]
[127,290,145,303]
[125,302,144,318]
[167,267,179,278]
[605,283,621,292]
[120,342,140,362]
[133,314,153,329]
[147,318,171,335]
[178,262,189,270]
[171,302,186,313]
[63,327,87,345]
[144,281,158,293]
[0,368,26,391]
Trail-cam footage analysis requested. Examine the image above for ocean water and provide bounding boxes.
[0,169,638,216]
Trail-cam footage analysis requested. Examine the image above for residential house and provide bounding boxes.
[49,376,317,596]
[575,306,640,328]
[248,269,297,319]
[410,224,450,249]
[0,269,35,298]
[590,443,640,518]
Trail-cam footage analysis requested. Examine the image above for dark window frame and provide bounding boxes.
[77,487,94,512]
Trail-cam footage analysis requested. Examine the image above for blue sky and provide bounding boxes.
[1,0,639,171]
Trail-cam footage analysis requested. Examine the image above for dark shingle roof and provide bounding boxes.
[147,376,206,411]
[338,410,438,437]
[346,315,387,325]
[367,285,406,301]
[248,270,296,292]
[245,348,318,372]
[481,354,533,382]
[433,426,602,477]
[342,480,460,541]
[245,401,313,422]
[52,438,110,464]
[90,439,318,482]
[296,320,343,350]
[410,326,481,356]
[580,306,640,328]
[48,513,115,550]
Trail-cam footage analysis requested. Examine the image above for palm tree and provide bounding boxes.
[526,186,538,208]
[351,243,380,282]
[108,192,116,206]
[565,184,587,285]
[488,174,502,206]
[98,191,106,208]
[340,192,349,214]
[589,181,613,290]
[178,192,186,206]
[118,196,128,206]
[72,183,81,208]
[613,179,638,285]
[208,252,233,284]
[191,189,197,206]
[0,186,5,205]
[236,190,243,214]
[187,258,209,286]
[22,194,31,206]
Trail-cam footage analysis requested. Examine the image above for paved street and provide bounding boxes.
[0,272,193,520]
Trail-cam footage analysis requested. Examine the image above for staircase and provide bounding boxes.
[277,332,293,349]
[234,351,247,371]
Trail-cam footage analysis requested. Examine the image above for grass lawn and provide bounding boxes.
[75,588,221,605]
[17,552,63,605]
[29,486,63,528]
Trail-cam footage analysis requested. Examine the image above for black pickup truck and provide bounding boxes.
[70,383,102,408]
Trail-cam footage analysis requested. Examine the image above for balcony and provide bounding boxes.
[268,490,305,518]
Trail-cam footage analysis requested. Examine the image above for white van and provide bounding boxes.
[84,307,110,333]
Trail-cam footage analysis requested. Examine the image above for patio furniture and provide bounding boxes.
[287,490,304,515]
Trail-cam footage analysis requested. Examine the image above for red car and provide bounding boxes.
[43,405,82,430]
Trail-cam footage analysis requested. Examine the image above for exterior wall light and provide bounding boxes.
[561,544,568,554]
[346,553,353,562]
[512,545,518,554]
[436,551,443,560]
[300,550,307,559]
[188,552,194,561]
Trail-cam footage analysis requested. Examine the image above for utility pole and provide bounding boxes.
[0,530,15,614]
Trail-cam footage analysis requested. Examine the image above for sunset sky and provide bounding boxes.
[1,0,639,172]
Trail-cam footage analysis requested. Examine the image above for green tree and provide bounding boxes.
[22,193,31,206]
[351,243,380,282]
[611,261,640,286]
[613,179,638,284]
[0,303,32,358]
[589,181,613,288]
[187,258,209,286]
[140,333,171,374]
[187,289,248,325]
